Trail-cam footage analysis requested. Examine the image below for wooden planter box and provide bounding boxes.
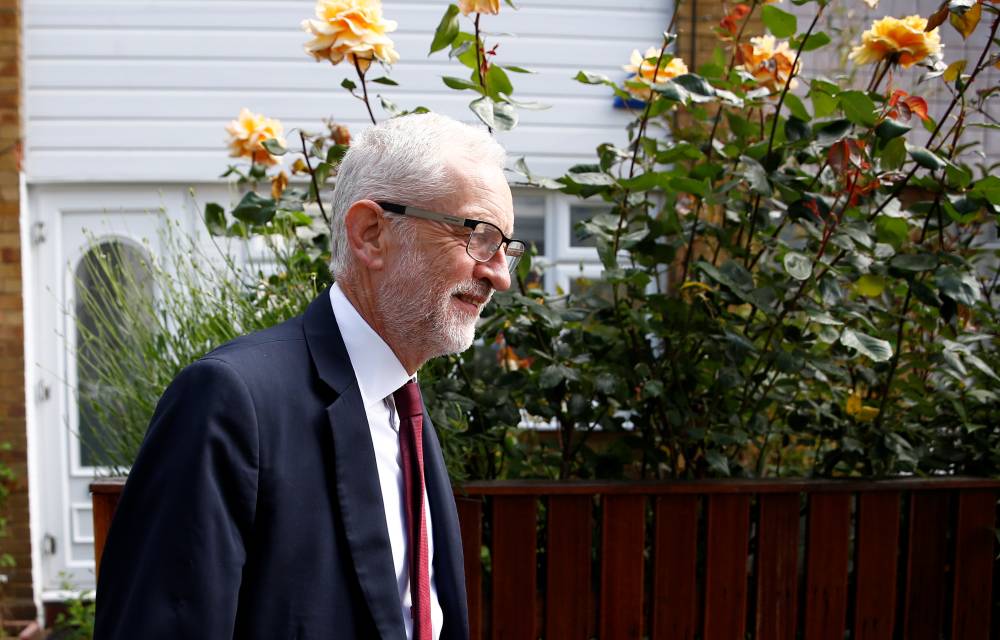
[93,477,1000,639]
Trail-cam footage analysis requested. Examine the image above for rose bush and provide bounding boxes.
[79,0,1000,482]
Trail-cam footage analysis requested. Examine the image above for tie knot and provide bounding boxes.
[393,380,424,419]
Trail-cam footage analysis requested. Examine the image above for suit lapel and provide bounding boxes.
[304,289,405,639]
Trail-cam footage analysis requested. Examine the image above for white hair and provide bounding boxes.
[328,112,507,279]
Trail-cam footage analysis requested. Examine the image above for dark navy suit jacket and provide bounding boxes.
[94,288,469,639]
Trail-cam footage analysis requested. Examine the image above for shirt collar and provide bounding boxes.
[329,282,411,409]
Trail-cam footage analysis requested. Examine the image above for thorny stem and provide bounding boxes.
[689,0,762,277]
[299,132,330,226]
[473,13,493,135]
[612,34,672,256]
[353,57,377,126]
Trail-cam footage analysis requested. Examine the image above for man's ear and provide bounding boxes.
[344,200,387,271]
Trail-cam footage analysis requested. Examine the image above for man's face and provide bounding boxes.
[376,162,514,361]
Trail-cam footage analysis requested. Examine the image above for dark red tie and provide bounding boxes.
[394,381,433,640]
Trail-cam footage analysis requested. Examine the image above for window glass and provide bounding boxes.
[75,241,154,468]
[513,195,545,255]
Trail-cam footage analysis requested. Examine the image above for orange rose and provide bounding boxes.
[623,47,689,100]
[225,108,285,166]
[302,0,399,72]
[849,15,942,68]
[736,35,800,92]
[458,0,501,15]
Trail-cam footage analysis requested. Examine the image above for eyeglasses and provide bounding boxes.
[377,202,526,274]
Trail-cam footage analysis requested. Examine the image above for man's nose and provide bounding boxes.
[474,247,512,292]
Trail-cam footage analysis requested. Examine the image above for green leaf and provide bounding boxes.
[875,118,911,140]
[204,202,226,236]
[762,5,797,37]
[469,96,494,128]
[811,89,837,119]
[738,156,771,196]
[854,274,885,297]
[880,137,907,171]
[261,138,286,156]
[783,93,810,121]
[340,78,357,91]
[705,450,731,476]
[890,253,938,272]
[876,215,909,249]
[326,144,349,165]
[493,101,518,131]
[935,267,981,306]
[370,76,398,86]
[969,176,1000,204]
[784,117,811,142]
[840,328,893,362]
[783,251,812,280]
[574,70,613,85]
[429,4,461,54]
[672,73,715,99]
[795,31,831,52]
[838,90,877,127]
[814,119,852,145]
[231,191,277,226]
[503,65,534,74]
[486,64,514,100]
[908,145,947,170]
[443,76,483,92]
[668,176,709,197]
[965,353,1000,382]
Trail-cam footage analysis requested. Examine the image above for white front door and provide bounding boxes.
[27,184,200,593]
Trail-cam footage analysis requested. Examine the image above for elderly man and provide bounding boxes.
[94,113,524,639]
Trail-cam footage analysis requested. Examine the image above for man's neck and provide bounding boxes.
[336,278,422,376]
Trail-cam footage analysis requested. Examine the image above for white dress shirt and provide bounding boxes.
[329,283,443,640]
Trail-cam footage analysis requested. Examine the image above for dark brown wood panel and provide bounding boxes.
[456,497,483,640]
[853,491,901,640]
[458,478,1000,496]
[545,496,593,640]
[755,493,800,640]
[703,494,751,640]
[90,481,123,580]
[650,495,699,640]
[803,493,851,640]
[599,495,646,640]
[950,489,997,640]
[902,491,952,640]
[491,496,538,640]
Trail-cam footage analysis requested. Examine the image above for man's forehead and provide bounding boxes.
[444,163,514,229]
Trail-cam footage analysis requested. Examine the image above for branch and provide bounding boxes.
[299,131,330,225]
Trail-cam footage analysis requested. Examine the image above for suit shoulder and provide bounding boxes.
[200,314,309,375]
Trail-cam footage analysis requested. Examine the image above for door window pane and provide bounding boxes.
[75,240,154,468]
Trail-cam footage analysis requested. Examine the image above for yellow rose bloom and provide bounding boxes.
[846,391,879,422]
[623,47,689,100]
[225,108,285,166]
[302,0,399,72]
[849,15,942,68]
[458,0,501,15]
[736,35,800,92]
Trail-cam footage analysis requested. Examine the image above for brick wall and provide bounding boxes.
[0,0,34,623]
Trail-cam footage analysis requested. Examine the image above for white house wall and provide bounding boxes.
[23,0,674,183]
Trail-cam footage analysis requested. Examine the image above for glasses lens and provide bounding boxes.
[506,240,526,273]
[467,223,502,261]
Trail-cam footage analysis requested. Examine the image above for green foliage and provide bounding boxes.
[74,0,1000,483]
[51,576,95,640]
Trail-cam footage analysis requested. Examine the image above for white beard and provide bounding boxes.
[376,244,492,361]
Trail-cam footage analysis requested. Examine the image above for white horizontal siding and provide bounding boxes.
[24,0,675,182]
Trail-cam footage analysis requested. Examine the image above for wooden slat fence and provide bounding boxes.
[93,477,1000,639]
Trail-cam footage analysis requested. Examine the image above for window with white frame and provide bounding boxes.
[511,189,608,294]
